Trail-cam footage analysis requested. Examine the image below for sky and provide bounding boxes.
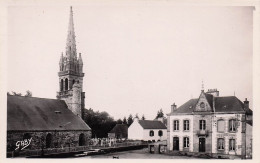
[6,3,253,120]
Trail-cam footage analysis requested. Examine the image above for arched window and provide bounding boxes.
[158,130,163,137]
[217,119,225,132]
[46,133,52,148]
[60,79,64,91]
[149,130,154,137]
[79,133,85,146]
[65,78,68,90]
[229,119,236,132]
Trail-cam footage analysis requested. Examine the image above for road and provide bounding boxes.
[76,148,199,159]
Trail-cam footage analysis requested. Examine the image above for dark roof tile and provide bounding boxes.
[138,120,167,129]
[7,95,91,131]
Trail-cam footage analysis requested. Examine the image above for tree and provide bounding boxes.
[155,108,164,119]
[127,114,133,126]
[122,117,127,124]
[117,119,123,124]
[11,91,22,96]
[25,90,32,97]
[141,114,145,120]
[135,113,139,119]
[83,108,116,138]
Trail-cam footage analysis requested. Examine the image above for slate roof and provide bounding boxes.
[138,120,167,129]
[167,94,253,115]
[7,95,91,131]
[214,96,247,113]
[108,124,128,137]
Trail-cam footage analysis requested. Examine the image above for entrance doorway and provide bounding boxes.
[199,138,205,152]
[173,137,179,151]
[79,133,85,146]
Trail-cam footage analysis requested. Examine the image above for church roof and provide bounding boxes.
[167,95,252,115]
[7,95,91,131]
[138,120,167,129]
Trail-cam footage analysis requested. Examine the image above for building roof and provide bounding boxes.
[108,124,128,134]
[168,95,252,115]
[7,95,91,131]
[214,96,247,113]
[138,120,167,129]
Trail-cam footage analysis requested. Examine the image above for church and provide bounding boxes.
[166,88,253,159]
[7,7,91,157]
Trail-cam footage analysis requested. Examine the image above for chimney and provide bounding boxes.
[206,88,219,97]
[244,98,249,109]
[171,103,177,112]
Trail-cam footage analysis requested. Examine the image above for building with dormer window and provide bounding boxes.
[167,89,252,159]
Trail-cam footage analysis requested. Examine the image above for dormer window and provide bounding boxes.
[55,111,61,114]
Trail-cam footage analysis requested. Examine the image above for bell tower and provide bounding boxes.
[57,6,85,118]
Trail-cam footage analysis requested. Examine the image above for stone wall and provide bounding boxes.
[7,130,91,152]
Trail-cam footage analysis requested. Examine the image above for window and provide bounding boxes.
[229,139,235,151]
[183,120,189,131]
[150,130,154,137]
[60,79,64,91]
[229,119,236,132]
[174,120,179,131]
[217,138,224,150]
[65,78,68,90]
[158,130,163,137]
[217,119,225,132]
[183,137,189,148]
[46,133,52,148]
[199,120,206,130]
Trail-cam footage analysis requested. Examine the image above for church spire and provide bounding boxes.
[66,6,77,59]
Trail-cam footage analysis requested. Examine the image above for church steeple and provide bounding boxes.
[57,7,85,119]
[66,6,77,60]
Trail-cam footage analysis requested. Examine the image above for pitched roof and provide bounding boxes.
[214,96,246,113]
[7,95,91,131]
[167,95,253,115]
[167,99,198,115]
[204,93,213,109]
[108,124,128,134]
[138,120,167,129]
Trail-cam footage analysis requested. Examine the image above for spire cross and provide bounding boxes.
[201,80,204,91]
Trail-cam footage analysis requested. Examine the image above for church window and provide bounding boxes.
[229,119,236,132]
[60,79,64,91]
[173,120,179,131]
[65,78,68,90]
[217,119,225,132]
[150,130,154,137]
[217,138,224,150]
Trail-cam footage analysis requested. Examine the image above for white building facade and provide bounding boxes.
[167,89,253,159]
[128,119,167,141]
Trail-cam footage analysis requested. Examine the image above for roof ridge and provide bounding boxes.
[8,95,64,101]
